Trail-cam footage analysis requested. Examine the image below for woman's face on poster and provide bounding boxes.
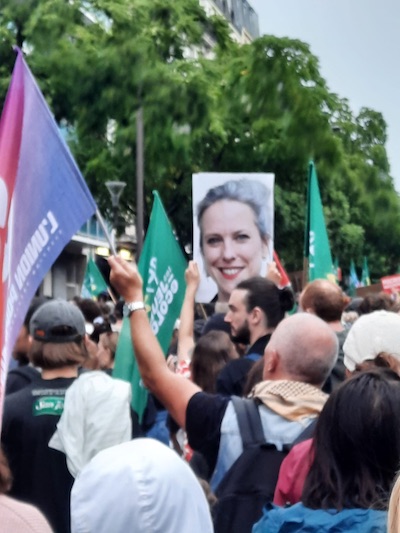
[200,199,268,302]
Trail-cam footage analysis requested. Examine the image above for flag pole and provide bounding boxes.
[303,162,312,289]
[302,257,309,289]
[136,105,144,261]
[93,209,119,303]
[95,208,118,256]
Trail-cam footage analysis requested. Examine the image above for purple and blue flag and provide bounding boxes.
[0,49,96,408]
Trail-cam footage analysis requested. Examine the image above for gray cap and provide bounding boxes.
[30,300,86,343]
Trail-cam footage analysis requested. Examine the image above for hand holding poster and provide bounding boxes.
[192,173,274,303]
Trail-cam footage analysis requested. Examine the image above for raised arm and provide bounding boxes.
[177,261,200,363]
[265,261,282,287]
[108,256,201,429]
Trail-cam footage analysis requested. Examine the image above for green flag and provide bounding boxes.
[333,257,342,283]
[361,256,371,286]
[304,161,335,282]
[349,259,361,296]
[113,191,187,421]
[81,257,108,298]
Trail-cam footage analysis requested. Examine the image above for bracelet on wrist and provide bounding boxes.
[124,301,146,317]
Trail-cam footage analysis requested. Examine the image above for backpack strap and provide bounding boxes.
[232,396,317,451]
[231,396,266,449]
[290,417,317,447]
[281,417,318,452]
[245,353,262,362]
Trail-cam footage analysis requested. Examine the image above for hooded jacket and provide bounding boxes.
[71,438,214,533]
[252,503,387,533]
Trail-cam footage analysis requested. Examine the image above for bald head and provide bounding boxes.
[300,279,346,323]
[263,313,338,387]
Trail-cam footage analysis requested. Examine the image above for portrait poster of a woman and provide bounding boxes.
[192,173,275,303]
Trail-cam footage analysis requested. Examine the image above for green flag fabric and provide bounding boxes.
[348,259,361,296]
[81,257,108,298]
[113,191,187,421]
[304,161,335,282]
[361,256,371,286]
[333,257,342,283]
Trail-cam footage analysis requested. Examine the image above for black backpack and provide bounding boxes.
[212,396,316,533]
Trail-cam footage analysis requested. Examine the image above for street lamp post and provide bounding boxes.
[105,181,126,252]
[136,106,144,260]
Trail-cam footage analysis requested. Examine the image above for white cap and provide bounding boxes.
[343,310,400,371]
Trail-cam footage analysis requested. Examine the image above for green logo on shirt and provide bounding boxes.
[33,396,65,416]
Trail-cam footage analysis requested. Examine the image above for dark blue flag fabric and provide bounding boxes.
[0,49,96,408]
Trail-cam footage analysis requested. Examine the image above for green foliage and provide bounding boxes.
[1,0,399,277]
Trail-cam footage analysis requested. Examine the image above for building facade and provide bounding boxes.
[200,0,259,44]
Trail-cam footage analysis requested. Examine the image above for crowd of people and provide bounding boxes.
[2,254,400,532]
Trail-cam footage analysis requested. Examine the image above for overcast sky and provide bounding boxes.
[249,0,400,191]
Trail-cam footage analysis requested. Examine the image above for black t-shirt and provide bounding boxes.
[322,329,348,393]
[2,377,76,533]
[186,391,230,476]
[216,334,271,396]
[216,358,255,396]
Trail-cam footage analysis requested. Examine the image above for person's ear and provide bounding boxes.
[268,350,279,373]
[250,306,263,326]
[263,347,279,378]
[344,367,353,379]
[376,353,400,375]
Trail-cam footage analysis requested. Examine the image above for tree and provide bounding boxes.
[1,0,231,242]
[1,1,399,276]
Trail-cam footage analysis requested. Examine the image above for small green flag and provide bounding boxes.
[348,260,360,296]
[361,256,371,286]
[113,191,187,421]
[304,161,335,282]
[81,257,108,299]
[333,257,342,283]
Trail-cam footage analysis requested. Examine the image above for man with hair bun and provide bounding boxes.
[217,276,295,397]
[1,299,88,533]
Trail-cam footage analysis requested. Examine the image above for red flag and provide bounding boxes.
[273,251,291,288]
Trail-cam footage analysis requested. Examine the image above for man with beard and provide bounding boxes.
[108,256,338,498]
[216,277,294,396]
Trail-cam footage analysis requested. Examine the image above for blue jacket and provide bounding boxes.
[252,503,387,533]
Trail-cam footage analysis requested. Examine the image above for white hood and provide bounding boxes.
[71,438,214,533]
